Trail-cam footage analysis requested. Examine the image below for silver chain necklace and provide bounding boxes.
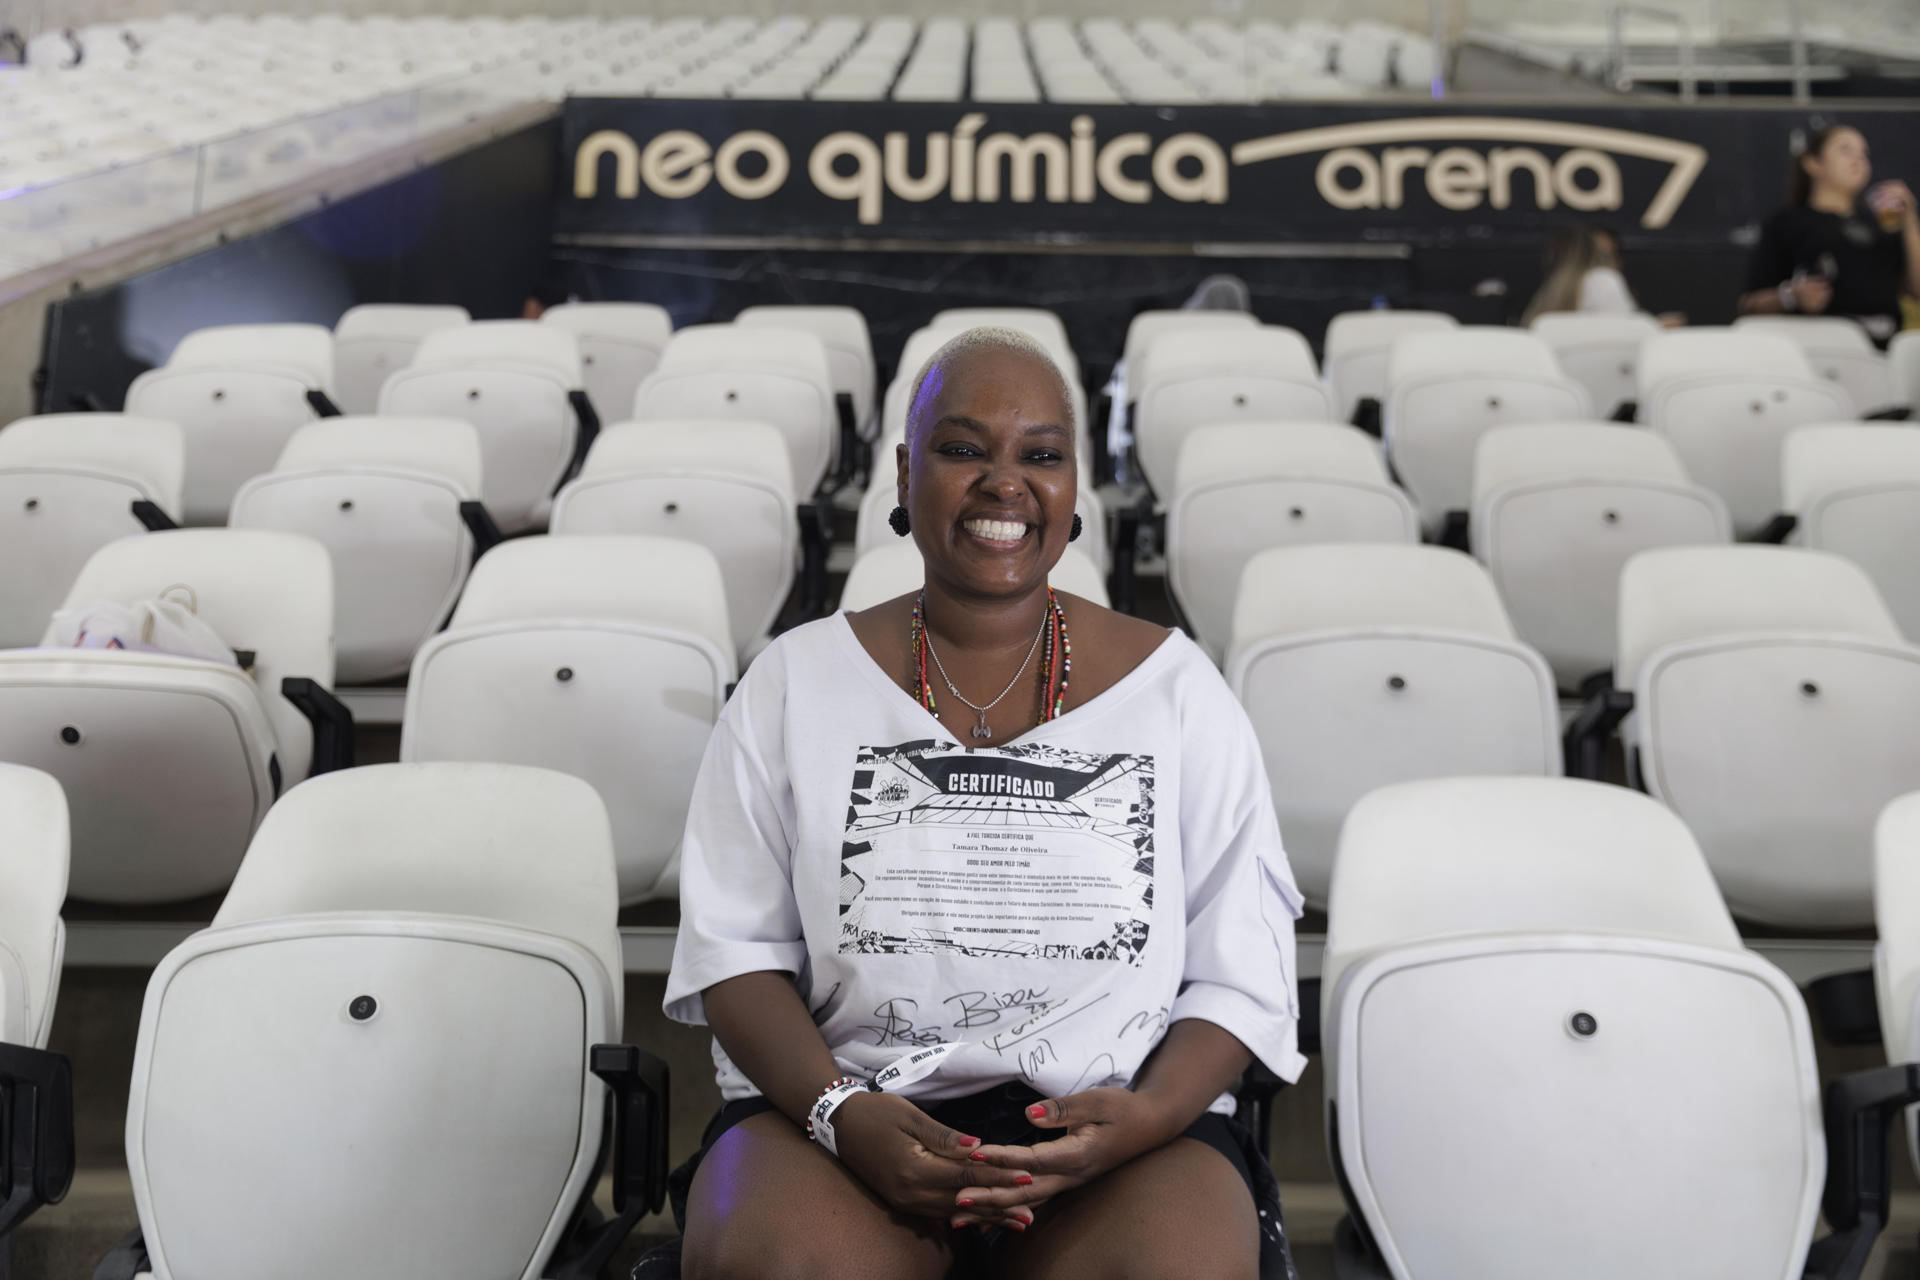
[918,592,1048,741]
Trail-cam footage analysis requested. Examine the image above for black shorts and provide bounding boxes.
[651,1081,1297,1280]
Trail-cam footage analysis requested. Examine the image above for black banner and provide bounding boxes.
[558,99,1920,246]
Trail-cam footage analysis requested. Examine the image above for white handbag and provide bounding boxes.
[49,585,239,667]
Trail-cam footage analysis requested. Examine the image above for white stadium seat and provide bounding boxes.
[838,542,1109,613]
[0,414,184,648]
[1605,546,1920,927]
[1737,315,1895,416]
[552,420,797,659]
[377,321,592,534]
[1383,327,1591,537]
[1784,424,1920,642]
[228,417,486,685]
[403,536,734,904]
[1225,544,1561,907]
[634,326,838,497]
[1877,792,1920,1178]
[1892,331,1920,417]
[332,304,471,418]
[1472,423,1731,690]
[540,302,674,437]
[112,762,664,1280]
[0,763,69,1050]
[1117,310,1260,408]
[0,529,346,903]
[1322,309,1457,427]
[1167,422,1418,663]
[736,304,877,438]
[1323,776,1823,1280]
[125,323,338,525]
[1132,327,1335,496]
[1529,312,1663,420]
[1638,328,1854,537]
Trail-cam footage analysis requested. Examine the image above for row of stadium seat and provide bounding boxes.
[11,758,1920,1275]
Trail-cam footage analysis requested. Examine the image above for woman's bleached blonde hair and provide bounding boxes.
[904,325,1078,442]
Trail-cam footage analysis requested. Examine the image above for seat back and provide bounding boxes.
[1529,312,1662,419]
[0,414,185,647]
[0,764,68,1048]
[839,542,1108,613]
[125,365,319,526]
[127,762,618,1280]
[378,324,582,533]
[1225,545,1561,906]
[1472,423,1730,688]
[540,303,674,433]
[1322,309,1456,424]
[228,418,480,684]
[1384,327,1591,534]
[1785,424,1920,641]
[1167,422,1417,662]
[1133,327,1333,494]
[332,304,470,416]
[736,305,875,431]
[1875,791,1920,1176]
[402,537,734,904]
[634,326,836,495]
[1892,331,1920,417]
[1622,546,1920,926]
[1638,328,1854,536]
[1323,777,1821,1280]
[1736,314,1894,414]
[169,323,336,394]
[1120,309,1259,388]
[552,420,796,654]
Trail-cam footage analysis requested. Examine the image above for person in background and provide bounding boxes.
[1739,123,1920,345]
[1523,227,1681,326]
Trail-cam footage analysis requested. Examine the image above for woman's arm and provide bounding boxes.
[703,971,849,1124]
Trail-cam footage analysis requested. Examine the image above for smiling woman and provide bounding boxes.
[663,327,1309,1280]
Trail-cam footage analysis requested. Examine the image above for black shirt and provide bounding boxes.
[1746,204,1908,339]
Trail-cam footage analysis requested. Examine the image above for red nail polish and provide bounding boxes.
[1015,1174,1033,1187]
[1008,1220,1028,1233]
[958,1135,980,1149]
[957,1198,975,1207]
[969,1150,988,1162]
[1026,1104,1046,1119]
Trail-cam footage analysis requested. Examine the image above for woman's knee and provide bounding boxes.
[685,1224,945,1280]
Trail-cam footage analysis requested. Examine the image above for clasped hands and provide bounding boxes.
[831,1086,1174,1234]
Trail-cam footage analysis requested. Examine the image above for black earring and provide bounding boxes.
[889,506,911,536]
[1069,514,1083,542]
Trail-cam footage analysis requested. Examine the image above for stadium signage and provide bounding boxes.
[556,101,1916,243]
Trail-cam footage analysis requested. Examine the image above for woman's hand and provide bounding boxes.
[1790,274,1834,313]
[831,1091,1038,1231]
[952,1087,1177,1221]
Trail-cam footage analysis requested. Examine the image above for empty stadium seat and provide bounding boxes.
[402,536,734,904]
[552,420,797,659]
[1117,310,1260,406]
[1638,328,1854,537]
[0,413,184,648]
[332,304,470,417]
[1581,546,1920,927]
[1876,792,1920,1180]
[1737,315,1895,416]
[1529,312,1662,421]
[839,542,1109,613]
[1472,424,1731,690]
[228,417,490,685]
[0,529,349,903]
[102,762,665,1280]
[736,304,876,438]
[1322,309,1457,428]
[1167,422,1418,663]
[0,763,73,1247]
[1383,327,1591,539]
[1783,424,1920,642]
[1225,544,1561,907]
[377,321,595,535]
[540,302,674,438]
[1322,776,1824,1279]
[1131,327,1335,497]
[1892,331,1920,417]
[633,326,837,497]
[125,323,339,525]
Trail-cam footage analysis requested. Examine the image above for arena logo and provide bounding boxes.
[1230,117,1709,229]
[574,115,1227,225]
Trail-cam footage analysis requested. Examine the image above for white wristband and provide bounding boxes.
[806,1078,873,1157]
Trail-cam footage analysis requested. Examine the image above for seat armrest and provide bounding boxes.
[1749,514,1799,545]
[458,501,505,559]
[549,1044,671,1280]
[305,389,342,418]
[279,677,355,775]
[1804,1063,1920,1280]
[797,503,833,618]
[130,500,177,532]
[1562,679,1633,781]
[555,391,601,494]
[0,1043,74,1240]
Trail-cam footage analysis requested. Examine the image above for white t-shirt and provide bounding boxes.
[665,613,1308,1112]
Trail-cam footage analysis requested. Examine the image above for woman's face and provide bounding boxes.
[1807,127,1872,197]
[898,347,1077,601]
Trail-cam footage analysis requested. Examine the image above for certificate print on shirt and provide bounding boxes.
[840,740,1156,964]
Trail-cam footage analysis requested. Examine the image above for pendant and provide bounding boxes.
[972,713,992,741]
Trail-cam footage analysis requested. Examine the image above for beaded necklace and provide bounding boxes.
[910,589,1071,736]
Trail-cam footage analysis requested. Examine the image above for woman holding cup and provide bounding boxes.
[1739,123,1920,345]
